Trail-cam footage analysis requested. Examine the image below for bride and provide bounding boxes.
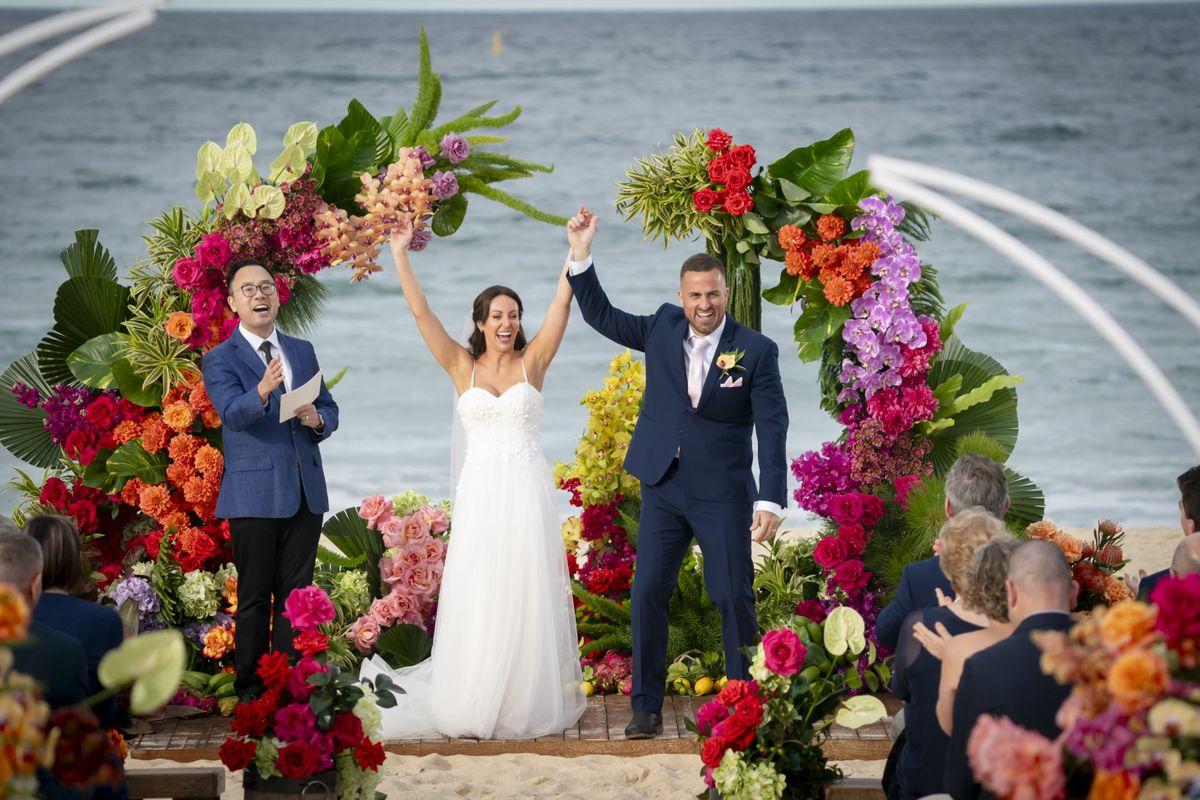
[359,213,587,739]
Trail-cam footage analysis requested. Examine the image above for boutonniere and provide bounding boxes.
[714,349,746,380]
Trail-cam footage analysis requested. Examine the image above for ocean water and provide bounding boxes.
[0,4,1197,527]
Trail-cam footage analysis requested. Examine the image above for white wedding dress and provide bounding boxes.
[360,364,586,739]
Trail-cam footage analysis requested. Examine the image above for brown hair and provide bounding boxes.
[468,286,526,358]
[679,253,726,282]
[23,514,84,594]
[961,536,1019,621]
[939,506,1010,595]
[1179,465,1200,528]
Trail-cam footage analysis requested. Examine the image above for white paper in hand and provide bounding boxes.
[279,371,322,423]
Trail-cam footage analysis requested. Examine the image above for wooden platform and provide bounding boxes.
[127,694,897,761]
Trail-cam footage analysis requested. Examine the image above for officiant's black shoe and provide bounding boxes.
[624,711,663,739]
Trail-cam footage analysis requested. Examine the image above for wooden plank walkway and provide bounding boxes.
[126,695,898,762]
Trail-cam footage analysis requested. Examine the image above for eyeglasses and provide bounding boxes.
[237,282,277,298]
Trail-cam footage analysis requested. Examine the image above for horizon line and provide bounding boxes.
[1,0,1198,11]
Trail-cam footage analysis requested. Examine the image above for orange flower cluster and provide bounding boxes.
[223,575,238,614]
[164,311,195,342]
[203,626,234,659]
[1027,520,1132,611]
[776,215,881,307]
[0,582,31,641]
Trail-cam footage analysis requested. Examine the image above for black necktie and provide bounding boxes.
[258,341,274,365]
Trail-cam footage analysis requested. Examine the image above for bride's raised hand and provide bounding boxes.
[566,206,597,261]
[389,215,415,260]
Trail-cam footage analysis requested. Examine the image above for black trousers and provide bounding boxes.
[228,494,322,698]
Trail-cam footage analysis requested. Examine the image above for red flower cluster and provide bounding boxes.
[692,128,757,217]
[777,217,881,307]
[39,475,139,587]
[697,679,766,768]
[812,492,885,598]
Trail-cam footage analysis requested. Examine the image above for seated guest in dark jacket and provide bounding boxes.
[1137,465,1200,601]
[877,454,1010,650]
[889,509,1009,800]
[945,539,1076,800]
[25,514,125,727]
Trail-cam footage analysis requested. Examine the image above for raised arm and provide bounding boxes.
[526,208,594,379]
[563,206,654,351]
[389,219,473,389]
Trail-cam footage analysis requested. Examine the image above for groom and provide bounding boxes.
[565,209,788,738]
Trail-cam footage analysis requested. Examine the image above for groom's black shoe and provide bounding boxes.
[624,711,663,739]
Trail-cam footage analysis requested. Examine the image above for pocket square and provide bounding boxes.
[719,376,743,388]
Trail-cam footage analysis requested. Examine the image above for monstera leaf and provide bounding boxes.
[67,333,123,390]
[0,352,58,468]
[37,276,130,387]
[767,128,855,199]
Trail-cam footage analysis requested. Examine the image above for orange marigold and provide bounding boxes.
[849,240,881,270]
[138,483,173,520]
[120,477,145,507]
[777,224,807,252]
[1099,601,1157,652]
[1088,770,1140,800]
[817,213,846,241]
[811,243,840,270]
[1107,648,1169,712]
[162,401,194,433]
[141,414,170,454]
[165,461,194,489]
[194,445,223,478]
[167,433,201,464]
[164,312,195,342]
[202,626,234,659]
[112,419,141,445]
[823,275,854,307]
[183,475,218,506]
[784,249,809,277]
[201,408,222,429]
[0,581,31,641]
[189,382,214,414]
[837,245,865,280]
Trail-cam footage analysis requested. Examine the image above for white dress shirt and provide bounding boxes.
[568,255,782,519]
[238,324,293,392]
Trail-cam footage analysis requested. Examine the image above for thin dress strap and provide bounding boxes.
[470,361,476,388]
[520,358,528,383]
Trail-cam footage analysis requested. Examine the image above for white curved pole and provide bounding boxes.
[868,161,1200,458]
[870,155,1200,333]
[0,1,161,60]
[0,9,157,107]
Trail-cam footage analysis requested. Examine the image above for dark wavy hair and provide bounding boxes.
[1180,465,1200,528]
[468,286,526,358]
[23,514,84,594]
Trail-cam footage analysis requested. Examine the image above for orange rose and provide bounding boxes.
[1055,534,1086,563]
[1099,601,1157,652]
[0,582,31,641]
[202,626,234,659]
[164,312,195,342]
[162,401,194,433]
[1107,648,1168,712]
[1087,770,1139,800]
[1027,520,1060,541]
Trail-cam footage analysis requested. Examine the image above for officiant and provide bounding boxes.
[202,259,339,701]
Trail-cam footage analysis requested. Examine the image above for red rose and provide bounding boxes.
[829,493,865,525]
[66,500,98,533]
[705,128,733,153]
[257,650,291,693]
[64,429,94,460]
[834,560,871,594]
[838,523,868,556]
[715,679,756,707]
[39,477,69,510]
[218,737,257,771]
[794,599,826,623]
[761,629,807,676]
[185,533,220,563]
[693,187,719,213]
[354,739,387,772]
[860,495,886,528]
[84,396,117,429]
[723,167,751,192]
[727,143,757,170]
[275,275,292,305]
[230,701,271,738]
[329,712,364,751]
[293,631,330,658]
[721,190,753,217]
[707,155,733,185]
[276,740,318,780]
[813,536,848,569]
[700,736,728,768]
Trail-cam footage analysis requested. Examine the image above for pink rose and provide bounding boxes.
[860,495,886,529]
[380,515,406,548]
[282,585,335,633]
[286,656,328,701]
[829,493,865,525]
[834,560,871,594]
[415,505,450,534]
[1151,575,1200,645]
[369,596,396,625]
[894,474,923,510]
[383,590,416,620]
[813,536,848,570]
[191,287,223,319]
[275,275,292,305]
[405,564,438,597]
[761,628,807,676]
[348,616,381,654]
[422,538,447,564]
[695,699,730,735]
[404,515,432,545]
[794,599,826,623]
[380,554,407,587]
[838,523,867,556]
[194,232,233,270]
[273,702,318,741]
[172,257,205,291]
[358,494,394,530]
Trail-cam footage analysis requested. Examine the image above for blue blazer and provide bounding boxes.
[876,556,954,650]
[202,329,338,519]
[33,594,124,726]
[1138,568,1169,602]
[568,265,788,506]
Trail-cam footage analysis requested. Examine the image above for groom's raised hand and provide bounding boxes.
[567,206,597,261]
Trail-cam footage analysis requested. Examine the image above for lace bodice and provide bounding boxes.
[455,382,545,466]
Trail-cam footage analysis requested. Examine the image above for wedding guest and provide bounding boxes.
[912,536,1022,735]
[877,453,1010,649]
[24,514,124,727]
[889,509,1008,800]
[202,259,339,700]
[945,540,1076,800]
[1135,465,1199,601]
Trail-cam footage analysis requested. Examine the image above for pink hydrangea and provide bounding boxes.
[282,585,336,633]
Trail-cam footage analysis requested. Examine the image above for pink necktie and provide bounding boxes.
[688,336,710,408]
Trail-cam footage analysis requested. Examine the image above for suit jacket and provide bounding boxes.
[945,612,1075,800]
[568,264,788,506]
[1138,568,1169,602]
[876,556,954,650]
[202,329,338,518]
[33,593,125,726]
[12,619,89,710]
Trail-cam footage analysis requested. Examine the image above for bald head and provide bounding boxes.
[1006,539,1073,619]
[1171,533,1200,578]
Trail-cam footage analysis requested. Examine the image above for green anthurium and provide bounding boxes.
[225,122,257,156]
[97,629,185,715]
[283,121,319,154]
[269,144,307,184]
[221,145,254,184]
[823,607,867,657]
[224,182,251,219]
[252,184,286,219]
[835,695,887,729]
[195,141,222,181]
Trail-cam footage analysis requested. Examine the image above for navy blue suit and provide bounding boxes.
[202,328,338,696]
[568,264,788,713]
[945,613,1074,800]
[1138,568,1169,602]
[33,593,124,727]
[876,556,954,651]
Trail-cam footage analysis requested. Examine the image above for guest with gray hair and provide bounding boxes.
[877,453,1011,650]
